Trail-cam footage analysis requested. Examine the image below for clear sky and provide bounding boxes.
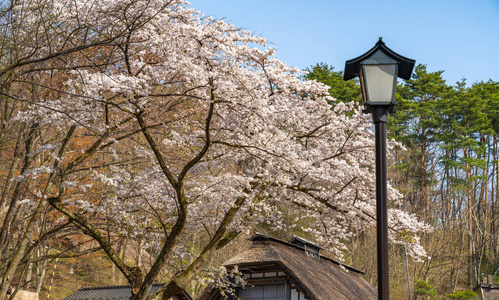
[188,0,499,86]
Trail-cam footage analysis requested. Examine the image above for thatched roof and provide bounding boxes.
[474,282,499,300]
[200,234,377,300]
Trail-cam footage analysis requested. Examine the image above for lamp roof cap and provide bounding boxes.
[343,38,415,81]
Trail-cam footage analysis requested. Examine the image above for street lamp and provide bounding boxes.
[344,38,415,300]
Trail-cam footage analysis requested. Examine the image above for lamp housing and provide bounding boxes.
[344,38,415,114]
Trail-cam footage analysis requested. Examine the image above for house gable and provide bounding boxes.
[198,262,307,300]
[199,235,377,300]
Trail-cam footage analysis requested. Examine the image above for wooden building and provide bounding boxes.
[474,275,499,300]
[6,288,39,300]
[198,234,377,300]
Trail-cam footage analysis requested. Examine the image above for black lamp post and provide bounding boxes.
[344,38,415,300]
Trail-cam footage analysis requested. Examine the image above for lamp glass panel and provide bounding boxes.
[363,64,397,104]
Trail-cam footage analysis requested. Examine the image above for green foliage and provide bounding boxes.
[414,280,437,299]
[388,64,499,214]
[389,64,451,147]
[397,229,415,243]
[387,64,453,211]
[303,63,362,104]
[446,290,477,300]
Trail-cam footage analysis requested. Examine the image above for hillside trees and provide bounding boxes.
[390,65,451,218]
[0,1,431,299]
[392,74,499,291]
[391,73,499,289]
[307,62,499,296]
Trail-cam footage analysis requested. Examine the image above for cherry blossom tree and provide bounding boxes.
[0,0,162,296]
[0,0,431,299]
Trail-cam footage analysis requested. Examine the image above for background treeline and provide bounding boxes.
[305,63,499,299]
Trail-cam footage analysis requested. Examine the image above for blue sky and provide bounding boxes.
[188,0,499,86]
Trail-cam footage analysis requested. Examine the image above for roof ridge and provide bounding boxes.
[290,236,323,249]
[79,285,129,291]
[79,283,164,291]
[250,234,364,274]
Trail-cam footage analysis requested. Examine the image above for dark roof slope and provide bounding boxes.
[63,284,192,300]
[474,282,499,300]
[223,234,377,300]
[343,38,415,81]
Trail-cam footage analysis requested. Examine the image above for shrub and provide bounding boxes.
[446,290,477,300]
[414,280,437,299]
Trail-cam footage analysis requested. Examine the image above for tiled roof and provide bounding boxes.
[63,284,191,300]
